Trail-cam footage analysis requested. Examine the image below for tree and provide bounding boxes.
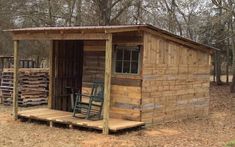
[211,0,235,90]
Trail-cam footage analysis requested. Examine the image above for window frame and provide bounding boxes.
[113,45,141,75]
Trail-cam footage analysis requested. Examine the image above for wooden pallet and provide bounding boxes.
[0,68,49,107]
[3,97,48,106]
[18,108,145,132]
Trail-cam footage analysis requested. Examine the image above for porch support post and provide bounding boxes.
[103,33,112,135]
[48,40,53,108]
[13,40,19,120]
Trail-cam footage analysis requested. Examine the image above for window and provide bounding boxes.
[114,46,140,74]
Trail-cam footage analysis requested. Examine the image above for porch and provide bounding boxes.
[6,25,145,134]
[18,108,144,132]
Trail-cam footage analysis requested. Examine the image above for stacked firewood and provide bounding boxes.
[0,68,49,106]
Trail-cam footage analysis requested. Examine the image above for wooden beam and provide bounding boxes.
[103,34,112,135]
[48,40,53,108]
[3,68,49,73]
[105,28,139,33]
[12,33,109,41]
[13,40,19,120]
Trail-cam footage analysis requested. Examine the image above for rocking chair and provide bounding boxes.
[73,81,104,120]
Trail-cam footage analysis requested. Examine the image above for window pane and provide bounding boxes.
[29,61,32,68]
[124,50,131,60]
[123,61,130,73]
[132,51,139,61]
[114,46,140,74]
[115,61,122,73]
[116,49,123,60]
[131,62,138,73]
[20,61,24,68]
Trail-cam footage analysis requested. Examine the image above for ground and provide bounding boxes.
[0,84,234,147]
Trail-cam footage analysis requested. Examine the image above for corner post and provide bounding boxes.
[103,34,112,135]
[48,40,53,108]
[13,40,19,120]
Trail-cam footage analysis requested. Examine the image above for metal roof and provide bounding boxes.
[4,24,219,52]
[5,25,146,32]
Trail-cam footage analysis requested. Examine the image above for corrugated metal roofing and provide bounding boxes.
[4,24,219,51]
[5,25,146,32]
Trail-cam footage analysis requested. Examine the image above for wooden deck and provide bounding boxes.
[18,108,145,132]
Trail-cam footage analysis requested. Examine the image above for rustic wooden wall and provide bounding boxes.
[83,41,105,84]
[82,32,143,121]
[111,32,143,121]
[141,32,211,124]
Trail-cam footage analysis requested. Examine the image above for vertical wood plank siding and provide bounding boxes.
[52,40,83,111]
[141,32,210,125]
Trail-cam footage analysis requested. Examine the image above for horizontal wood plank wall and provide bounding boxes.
[112,32,143,121]
[52,40,83,111]
[112,31,143,46]
[82,32,143,121]
[141,32,210,125]
[83,41,105,84]
[110,85,141,121]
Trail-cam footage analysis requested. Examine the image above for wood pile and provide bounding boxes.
[0,68,49,106]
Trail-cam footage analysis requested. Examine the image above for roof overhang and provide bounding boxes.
[4,24,219,54]
[143,25,219,54]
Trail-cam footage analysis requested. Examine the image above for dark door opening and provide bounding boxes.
[52,40,84,111]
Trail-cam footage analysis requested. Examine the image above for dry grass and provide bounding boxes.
[0,84,234,147]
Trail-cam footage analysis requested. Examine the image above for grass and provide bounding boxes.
[225,140,235,147]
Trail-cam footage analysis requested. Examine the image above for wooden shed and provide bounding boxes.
[6,24,216,134]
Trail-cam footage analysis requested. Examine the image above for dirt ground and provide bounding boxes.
[0,84,234,147]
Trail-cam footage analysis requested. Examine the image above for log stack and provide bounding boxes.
[0,68,49,106]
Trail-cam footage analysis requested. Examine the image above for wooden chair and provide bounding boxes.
[64,86,77,110]
[73,81,104,120]
[54,86,79,111]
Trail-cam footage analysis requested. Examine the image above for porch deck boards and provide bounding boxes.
[18,108,145,132]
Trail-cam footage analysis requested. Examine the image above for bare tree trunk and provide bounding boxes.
[226,35,230,83]
[215,51,222,85]
[48,0,54,26]
[97,0,112,25]
[163,0,183,35]
[75,0,82,26]
[68,0,76,26]
[230,45,235,92]
[230,21,235,92]
[216,0,223,85]
[135,0,142,24]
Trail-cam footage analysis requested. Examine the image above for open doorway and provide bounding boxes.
[52,40,84,111]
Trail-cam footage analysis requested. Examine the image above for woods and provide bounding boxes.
[0,1,235,88]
